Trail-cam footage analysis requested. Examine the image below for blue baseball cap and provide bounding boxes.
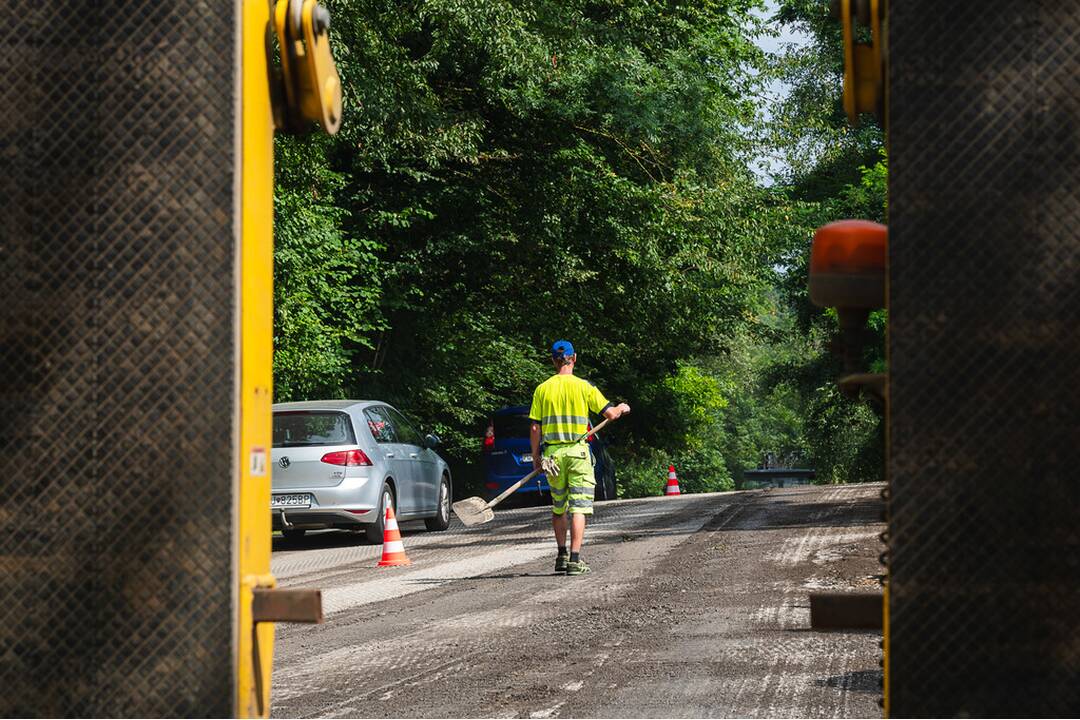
[551,340,575,359]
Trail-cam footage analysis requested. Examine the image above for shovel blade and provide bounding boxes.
[452,496,495,526]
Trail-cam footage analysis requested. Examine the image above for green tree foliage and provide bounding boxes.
[274,136,386,399]
[274,0,785,479]
[759,0,888,484]
[777,153,887,484]
[766,0,882,193]
[273,0,887,495]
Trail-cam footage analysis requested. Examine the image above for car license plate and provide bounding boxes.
[271,493,312,509]
[521,454,532,463]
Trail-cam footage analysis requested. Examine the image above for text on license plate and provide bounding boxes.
[520,454,532,463]
[271,493,312,508]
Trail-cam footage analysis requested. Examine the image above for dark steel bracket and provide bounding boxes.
[253,587,324,624]
[250,586,323,714]
[838,372,887,404]
[810,591,883,630]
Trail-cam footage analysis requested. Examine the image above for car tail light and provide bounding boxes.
[485,482,499,490]
[320,449,372,466]
[482,423,494,452]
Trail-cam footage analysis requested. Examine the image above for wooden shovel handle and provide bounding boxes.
[483,468,542,511]
[482,414,618,512]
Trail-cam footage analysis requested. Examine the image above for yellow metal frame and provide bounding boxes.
[841,0,887,126]
[879,1,889,712]
[299,0,343,133]
[839,2,890,712]
[882,580,890,715]
[237,0,277,716]
[273,0,343,134]
[274,0,341,134]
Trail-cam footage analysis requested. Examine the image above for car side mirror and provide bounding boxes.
[424,433,440,450]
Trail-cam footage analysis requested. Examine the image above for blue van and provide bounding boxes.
[482,405,617,503]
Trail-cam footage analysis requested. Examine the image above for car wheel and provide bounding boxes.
[365,482,395,544]
[425,474,451,531]
[282,528,306,541]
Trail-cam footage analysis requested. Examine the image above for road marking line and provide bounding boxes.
[273,493,750,581]
[320,541,552,614]
[316,500,738,616]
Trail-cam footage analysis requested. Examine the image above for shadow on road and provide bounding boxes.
[715,495,882,532]
[816,669,883,694]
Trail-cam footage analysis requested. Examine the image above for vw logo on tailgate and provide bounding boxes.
[279,456,291,469]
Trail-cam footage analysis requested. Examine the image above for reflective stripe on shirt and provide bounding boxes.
[542,414,589,427]
[529,373,610,449]
[540,414,589,444]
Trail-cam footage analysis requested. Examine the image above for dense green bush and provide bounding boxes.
[272,0,888,496]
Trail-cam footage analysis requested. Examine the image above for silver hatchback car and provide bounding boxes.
[271,400,452,543]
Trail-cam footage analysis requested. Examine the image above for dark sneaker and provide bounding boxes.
[566,558,591,576]
[555,554,569,573]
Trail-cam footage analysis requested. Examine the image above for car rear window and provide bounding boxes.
[273,411,356,447]
[493,413,533,439]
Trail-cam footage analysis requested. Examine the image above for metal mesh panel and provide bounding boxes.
[889,2,1080,716]
[0,1,235,715]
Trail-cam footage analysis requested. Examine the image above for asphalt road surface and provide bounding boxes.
[271,484,885,718]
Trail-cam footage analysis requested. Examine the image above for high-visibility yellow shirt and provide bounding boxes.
[529,374,611,445]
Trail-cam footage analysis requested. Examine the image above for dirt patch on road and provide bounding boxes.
[272,485,884,718]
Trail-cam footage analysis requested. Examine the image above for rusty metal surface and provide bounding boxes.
[889,1,1080,715]
[0,1,235,716]
[253,589,324,624]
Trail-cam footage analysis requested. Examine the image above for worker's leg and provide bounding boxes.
[569,512,587,552]
[565,443,595,558]
[552,511,568,549]
[547,447,570,549]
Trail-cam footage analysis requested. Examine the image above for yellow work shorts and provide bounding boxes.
[544,442,595,515]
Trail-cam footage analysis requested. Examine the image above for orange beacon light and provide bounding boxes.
[809,219,887,311]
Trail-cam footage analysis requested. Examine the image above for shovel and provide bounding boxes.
[453,415,616,527]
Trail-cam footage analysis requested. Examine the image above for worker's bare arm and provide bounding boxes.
[603,403,631,420]
[531,421,542,472]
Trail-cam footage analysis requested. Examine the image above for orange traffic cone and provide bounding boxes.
[377,505,411,567]
[665,465,681,496]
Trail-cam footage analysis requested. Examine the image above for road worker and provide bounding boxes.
[530,340,630,575]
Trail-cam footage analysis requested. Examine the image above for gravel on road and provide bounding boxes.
[271,484,885,718]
